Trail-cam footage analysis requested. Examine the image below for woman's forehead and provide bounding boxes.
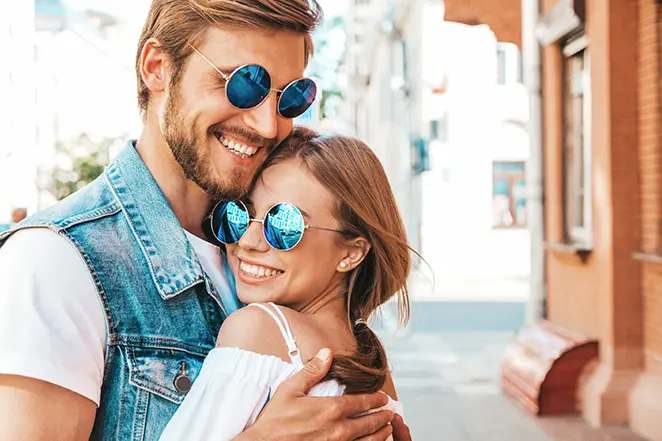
[252,161,335,219]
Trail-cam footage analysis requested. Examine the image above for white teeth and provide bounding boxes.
[239,261,282,278]
[219,136,259,158]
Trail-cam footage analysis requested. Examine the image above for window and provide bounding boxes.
[562,36,591,245]
[496,42,523,85]
[492,161,527,228]
[429,116,448,142]
[497,48,507,85]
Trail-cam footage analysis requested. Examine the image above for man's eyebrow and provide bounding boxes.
[207,65,242,79]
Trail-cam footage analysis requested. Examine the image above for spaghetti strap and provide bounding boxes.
[246,303,304,367]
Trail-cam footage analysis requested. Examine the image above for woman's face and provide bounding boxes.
[226,158,353,310]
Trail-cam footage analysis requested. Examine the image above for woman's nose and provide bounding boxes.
[237,220,270,252]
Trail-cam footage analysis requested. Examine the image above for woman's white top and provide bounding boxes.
[159,303,404,441]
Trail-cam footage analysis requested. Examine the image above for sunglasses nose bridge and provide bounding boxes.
[236,217,270,251]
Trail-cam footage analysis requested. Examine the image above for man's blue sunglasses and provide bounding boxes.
[189,44,317,119]
[210,200,343,251]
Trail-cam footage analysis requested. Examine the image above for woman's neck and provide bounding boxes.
[296,281,346,317]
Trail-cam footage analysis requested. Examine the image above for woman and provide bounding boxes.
[160,127,412,440]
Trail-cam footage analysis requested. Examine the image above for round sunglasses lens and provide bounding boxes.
[227,65,271,109]
[264,203,305,251]
[211,201,249,244]
[278,79,317,119]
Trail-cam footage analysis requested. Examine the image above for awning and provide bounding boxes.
[535,0,585,46]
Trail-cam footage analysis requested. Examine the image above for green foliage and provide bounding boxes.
[310,14,346,120]
[49,133,119,201]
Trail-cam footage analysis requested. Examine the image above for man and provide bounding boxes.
[10,207,27,225]
[0,1,410,440]
[0,208,27,233]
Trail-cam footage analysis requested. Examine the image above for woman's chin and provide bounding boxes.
[237,287,270,305]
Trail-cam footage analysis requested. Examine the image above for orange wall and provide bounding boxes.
[443,0,522,47]
[542,0,643,370]
[638,0,662,377]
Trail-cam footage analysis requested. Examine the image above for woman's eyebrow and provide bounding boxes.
[298,207,312,221]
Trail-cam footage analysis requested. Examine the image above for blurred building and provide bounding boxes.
[343,0,530,297]
[0,0,139,222]
[421,21,530,299]
[538,0,661,437]
[459,0,662,438]
[0,1,37,222]
[342,0,424,252]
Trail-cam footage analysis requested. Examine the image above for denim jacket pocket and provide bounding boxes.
[126,345,206,404]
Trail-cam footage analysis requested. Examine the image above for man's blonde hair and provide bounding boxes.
[135,0,323,120]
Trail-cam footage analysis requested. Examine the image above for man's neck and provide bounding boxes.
[135,124,212,239]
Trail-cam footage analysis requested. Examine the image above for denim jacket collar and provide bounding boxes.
[105,141,220,303]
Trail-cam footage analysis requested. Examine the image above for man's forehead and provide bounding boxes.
[197,27,306,82]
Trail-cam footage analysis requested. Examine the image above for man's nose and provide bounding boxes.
[243,92,279,141]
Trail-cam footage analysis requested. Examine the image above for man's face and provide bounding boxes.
[161,27,306,201]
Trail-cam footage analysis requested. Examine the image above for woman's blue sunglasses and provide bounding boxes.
[210,200,343,251]
[189,44,317,119]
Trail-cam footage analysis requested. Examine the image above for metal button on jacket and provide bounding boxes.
[174,362,192,393]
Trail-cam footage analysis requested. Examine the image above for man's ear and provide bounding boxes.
[336,238,371,272]
[139,38,169,95]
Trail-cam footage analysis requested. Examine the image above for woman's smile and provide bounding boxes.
[237,258,284,285]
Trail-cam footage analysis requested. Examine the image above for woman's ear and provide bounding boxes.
[337,238,371,272]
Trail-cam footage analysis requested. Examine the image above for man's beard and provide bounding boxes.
[161,88,252,201]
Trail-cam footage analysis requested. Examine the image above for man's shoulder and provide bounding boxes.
[25,176,120,231]
[0,228,91,279]
[0,177,121,249]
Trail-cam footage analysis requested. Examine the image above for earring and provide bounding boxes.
[339,261,348,269]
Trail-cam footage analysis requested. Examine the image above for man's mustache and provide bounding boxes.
[209,123,276,149]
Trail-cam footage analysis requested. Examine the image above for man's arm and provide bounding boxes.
[236,349,411,441]
[0,375,96,441]
[0,230,107,440]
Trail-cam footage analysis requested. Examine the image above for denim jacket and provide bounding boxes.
[0,141,237,440]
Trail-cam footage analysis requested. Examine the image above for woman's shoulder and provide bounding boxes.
[217,303,332,365]
[216,303,295,363]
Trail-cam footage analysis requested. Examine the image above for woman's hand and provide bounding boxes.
[235,349,399,441]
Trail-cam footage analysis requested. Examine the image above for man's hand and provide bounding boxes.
[237,349,395,441]
[0,374,96,441]
[392,414,412,441]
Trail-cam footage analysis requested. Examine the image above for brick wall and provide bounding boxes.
[543,0,645,427]
[443,0,522,48]
[639,0,661,255]
[542,0,610,342]
[638,0,662,383]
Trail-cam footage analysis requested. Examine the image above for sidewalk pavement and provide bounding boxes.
[376,318,646,441]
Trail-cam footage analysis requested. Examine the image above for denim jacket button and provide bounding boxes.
[174,374,192,393]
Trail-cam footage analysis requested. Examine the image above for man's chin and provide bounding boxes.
[202,178,251,201]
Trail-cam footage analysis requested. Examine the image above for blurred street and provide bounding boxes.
[376,298,647,441]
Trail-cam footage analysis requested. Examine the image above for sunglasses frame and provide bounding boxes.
[188,44,317,119]
[209,200,343,251]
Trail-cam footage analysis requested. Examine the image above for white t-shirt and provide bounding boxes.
[0,227,230,406]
